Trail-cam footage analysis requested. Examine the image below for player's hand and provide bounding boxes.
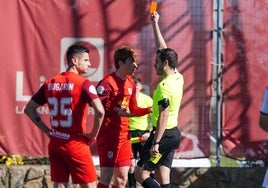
[79,133,96,145]
[141,132,150,141]
[118,108,131,117]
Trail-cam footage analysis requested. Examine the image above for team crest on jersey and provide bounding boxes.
[107,151,114,159]
[128,88,132,95]
[89,85,97,94]
[97,85,105,94]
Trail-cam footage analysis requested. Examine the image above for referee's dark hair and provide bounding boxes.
[157,48,178,69]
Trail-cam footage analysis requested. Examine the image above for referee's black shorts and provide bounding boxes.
[137,127,181,171]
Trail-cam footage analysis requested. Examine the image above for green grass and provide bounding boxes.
[210,156,240,167]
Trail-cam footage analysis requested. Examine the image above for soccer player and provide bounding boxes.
[135,11,184,188]
[128,77,153,188]
[24,44,105,188]
[96,46,152,188]
[259,87,268,187]
[259,87,268,131]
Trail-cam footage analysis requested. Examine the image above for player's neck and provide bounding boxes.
[67,66,79,74]
[165,67,176,76]
[114,70,127,80]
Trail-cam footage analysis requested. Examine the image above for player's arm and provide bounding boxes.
[119,107,151,117]
[24,99,51,136]
[79,80,105,142]
[151,11,167,50]
[259,88,268,131]
[90,98,105,138]
[127,90,152,117]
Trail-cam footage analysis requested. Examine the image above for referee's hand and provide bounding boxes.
[150,144,159,157]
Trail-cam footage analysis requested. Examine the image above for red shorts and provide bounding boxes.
[97,135,132,167]
[49,140,97,184]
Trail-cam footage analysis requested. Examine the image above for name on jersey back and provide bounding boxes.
[48,83,74,91]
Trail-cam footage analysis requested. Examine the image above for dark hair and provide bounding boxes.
[156,48,178,69]
[113,46,138,69]
[66,45,89,66]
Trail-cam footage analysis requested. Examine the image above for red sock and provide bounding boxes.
[97,182,109,188]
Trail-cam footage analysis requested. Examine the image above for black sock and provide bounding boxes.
[128,173,136,188]
[161,184,170,188]
[141,177,160,188]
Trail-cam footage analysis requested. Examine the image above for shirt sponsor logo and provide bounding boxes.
[50,129,70,140]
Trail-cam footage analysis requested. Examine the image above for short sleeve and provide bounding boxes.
[81,80,99,105]
[31,85,47,105]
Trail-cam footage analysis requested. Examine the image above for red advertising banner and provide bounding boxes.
[222,1,268,160]
[0,0,214,159]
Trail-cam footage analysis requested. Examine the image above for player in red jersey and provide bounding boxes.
[96,46,152,188]
[24,44,105,188]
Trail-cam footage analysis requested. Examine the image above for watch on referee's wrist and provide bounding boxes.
[152,140,160,145]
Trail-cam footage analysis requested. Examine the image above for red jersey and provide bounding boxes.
[96,73,150,136]
[31,71,99,145]
[96,73,150,166]
[31,71,99,183]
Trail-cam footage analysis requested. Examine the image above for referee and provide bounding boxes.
[135,11,184,188]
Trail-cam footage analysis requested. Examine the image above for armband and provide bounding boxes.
[260,88,268,114]
[131,136,143,143]
[158,98,170,109]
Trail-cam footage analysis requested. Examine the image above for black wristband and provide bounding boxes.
[152,140,160,145]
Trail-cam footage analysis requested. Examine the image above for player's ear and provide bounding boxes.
[71,56,78,66]
[118,60,124,67]
[161,60,168,69]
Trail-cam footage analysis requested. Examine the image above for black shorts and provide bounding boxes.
[130,130,148,159]
[137,127,181,171]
